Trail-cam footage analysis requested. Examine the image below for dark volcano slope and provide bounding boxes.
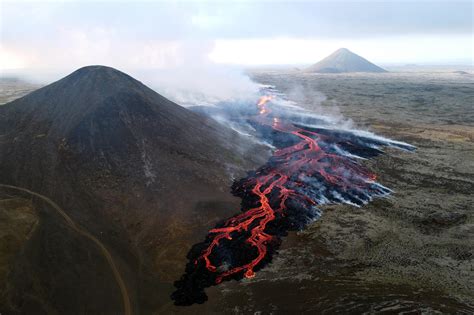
[0,66,267,314]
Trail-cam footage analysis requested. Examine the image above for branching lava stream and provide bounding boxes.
[172,94,414,305]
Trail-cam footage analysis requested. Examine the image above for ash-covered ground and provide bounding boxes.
[208,68,473,313]
[169,68,474,314]
[1,68,472,313]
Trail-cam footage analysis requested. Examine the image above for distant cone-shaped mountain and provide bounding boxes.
[306,48,387,73]
[0,66,267,313]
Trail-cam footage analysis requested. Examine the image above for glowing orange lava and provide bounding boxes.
[172,90,414,306]
[196,95,375,282]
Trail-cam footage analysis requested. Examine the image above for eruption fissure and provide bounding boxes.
[172,92,414,305]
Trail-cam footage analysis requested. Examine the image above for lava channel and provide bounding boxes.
[171,94,413,305]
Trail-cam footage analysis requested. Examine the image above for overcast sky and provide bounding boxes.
[1,0,472,75]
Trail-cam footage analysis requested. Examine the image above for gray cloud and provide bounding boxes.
[1,1,472,45]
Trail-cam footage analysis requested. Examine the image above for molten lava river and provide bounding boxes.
[172,92,414,305]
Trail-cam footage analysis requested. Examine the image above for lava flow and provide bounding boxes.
[172,94,414,306]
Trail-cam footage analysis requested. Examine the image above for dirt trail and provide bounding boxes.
[0,184,132,315]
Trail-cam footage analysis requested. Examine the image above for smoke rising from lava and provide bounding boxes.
[172,86,415,305]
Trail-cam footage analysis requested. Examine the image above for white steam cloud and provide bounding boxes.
[4,36,261,108]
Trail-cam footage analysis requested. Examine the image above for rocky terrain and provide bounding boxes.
[1,66,472,314]
[224,68,473,313]
[149,68,474,314]
[0,78,41,105]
